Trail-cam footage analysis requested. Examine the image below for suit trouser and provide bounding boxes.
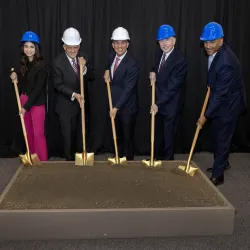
[211,115,239,178]
[115,113,136,160]
[58,112,83,159]
[154,113,179,160]
[20,94,48,161]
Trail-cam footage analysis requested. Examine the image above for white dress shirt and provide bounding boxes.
[158,47,174,72]
[65,53,87,101]
[208,52,217,70]
[111,51,127,78]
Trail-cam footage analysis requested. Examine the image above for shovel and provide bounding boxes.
[11,68,41,166]
[105,76,127,165]
[178,87,210,176]
[75,63,94,166]
[142,80,162,167]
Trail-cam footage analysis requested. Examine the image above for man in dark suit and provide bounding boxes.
[198,22,246,186]
[150,24,187,161]
[52,27,94,160]
[104,27,139,160]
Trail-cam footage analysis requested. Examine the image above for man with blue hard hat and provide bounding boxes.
[198,22,246,186]
[150,24,187,161]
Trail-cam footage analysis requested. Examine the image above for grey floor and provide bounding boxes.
[0,152,250,250]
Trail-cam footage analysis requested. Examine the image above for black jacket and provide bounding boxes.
[15,61,48,111]
[205,44,246,121]
[107,51,139,114]
[151,48,187,117]
[52,52,95,117]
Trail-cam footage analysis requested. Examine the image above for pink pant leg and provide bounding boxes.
[20,94,35,154]
[30,104,48,161]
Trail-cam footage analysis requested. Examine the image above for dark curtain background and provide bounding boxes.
[1,0,250,157]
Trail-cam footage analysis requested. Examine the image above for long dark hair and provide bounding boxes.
[20,42,43,76]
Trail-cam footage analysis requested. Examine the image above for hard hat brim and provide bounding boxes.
[200,35,224,41]
[62,37,82,46]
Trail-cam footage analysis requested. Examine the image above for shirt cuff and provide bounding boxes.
[83,66,87,75]
[71,92,75,101]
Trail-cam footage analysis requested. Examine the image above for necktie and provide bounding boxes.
[158,53,166,72]
[208,55,213,70]
[113,57,120,74]
[72,59,78,74]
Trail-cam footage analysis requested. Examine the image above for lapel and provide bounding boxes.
[110,52,128,81]
[114,53,128,80]
[27,63,37,82]
[62,53,79,78]
[208,54,218,72]
[156,51,162,70]
[208,44,225,72]
[109,53,116,81]
[157,49,175,74]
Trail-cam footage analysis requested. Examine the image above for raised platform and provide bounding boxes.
[0,160,235,239]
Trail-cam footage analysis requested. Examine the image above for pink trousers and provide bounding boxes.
[20,94,48,161]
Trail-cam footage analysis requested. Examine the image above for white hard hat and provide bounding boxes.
[111,27,130,40]
[62,27,82,45]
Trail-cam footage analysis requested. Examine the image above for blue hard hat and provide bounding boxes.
[200,22,224,41]
[20,31,40,44]
[157,24,176,41]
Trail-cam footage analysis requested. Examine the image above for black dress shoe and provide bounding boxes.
[206,163,231,173]
[210,175,224,186]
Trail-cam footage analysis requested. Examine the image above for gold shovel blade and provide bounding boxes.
[30,153,41,166]
[75,152,94,166]
[178,164,198,177]
[20,153,41,166]
[142,159,162,168]
[19,153,33,166]
[108,156,127,165]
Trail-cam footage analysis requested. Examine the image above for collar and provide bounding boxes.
[163,46,174,58]
[65,52,77,63]
[115,50,127,60]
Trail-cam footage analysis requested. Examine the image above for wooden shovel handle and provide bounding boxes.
[150,80,156,166]
[186,87,210,169]
[200,86,210,118]
[105,73,119,161]
[79,63,87,152]
[11,69,30,154]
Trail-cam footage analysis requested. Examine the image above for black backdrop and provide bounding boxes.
[1,0,250,157]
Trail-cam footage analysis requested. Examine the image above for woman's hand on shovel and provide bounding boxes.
[20,108,26,116]
[10,72,18,82]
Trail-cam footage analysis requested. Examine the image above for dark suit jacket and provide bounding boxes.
[16,61,48,111]
[205,44,246,121]
[108,52,139,114]
[152,48,187,117]
[52,52,95,117]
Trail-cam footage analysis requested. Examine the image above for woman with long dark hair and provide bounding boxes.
[10,31,48,161]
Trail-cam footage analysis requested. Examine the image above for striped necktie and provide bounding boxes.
[158,53,166,72]
[113,57,120,74]
[72,59,78,74]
